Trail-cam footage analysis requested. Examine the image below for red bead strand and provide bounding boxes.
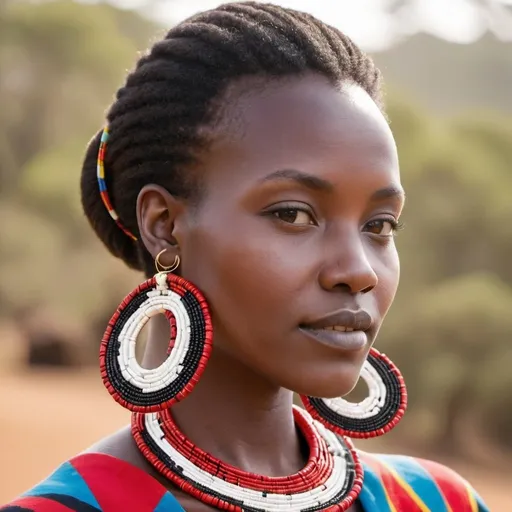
[132,406,364,511]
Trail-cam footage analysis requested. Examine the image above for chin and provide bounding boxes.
[282,361,362,399]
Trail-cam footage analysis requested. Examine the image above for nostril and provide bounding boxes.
[334,283,352,292]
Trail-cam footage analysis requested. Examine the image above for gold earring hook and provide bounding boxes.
[155,249,180,274]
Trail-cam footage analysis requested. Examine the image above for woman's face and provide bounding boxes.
[169,75,403,398]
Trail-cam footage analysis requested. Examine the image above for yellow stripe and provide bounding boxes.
[380,460,431,512]
[382,484,398,512]
[363,455,397,512]
[438,487,453,512]
[464,481,479,512]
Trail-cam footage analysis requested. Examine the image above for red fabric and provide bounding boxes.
[5,496,72,512]
[362,453,424,512]
[70,454,166,512]
[417,458,477,512]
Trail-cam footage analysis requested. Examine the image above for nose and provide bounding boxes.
[318,232,378,294]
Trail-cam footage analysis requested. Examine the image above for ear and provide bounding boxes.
[136,184,186,266]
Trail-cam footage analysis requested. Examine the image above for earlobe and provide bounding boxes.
[136,184,185,262]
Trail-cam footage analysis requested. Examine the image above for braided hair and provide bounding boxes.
[80,1,384,276]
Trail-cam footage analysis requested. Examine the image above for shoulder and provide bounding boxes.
[359,451,489,512]
[1,453,184,512]
[1,455,103,512]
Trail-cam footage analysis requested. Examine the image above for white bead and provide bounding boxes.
[143,409,352,510]
[155,273,168,290]
[321,358,387,420]
[116,289,194,393]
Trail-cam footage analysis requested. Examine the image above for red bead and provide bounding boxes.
[133,406,362,507]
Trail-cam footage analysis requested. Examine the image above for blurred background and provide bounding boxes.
[1,0,511,508]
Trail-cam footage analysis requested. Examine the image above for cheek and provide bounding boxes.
[375,243,400,314]
[179,217,303,346]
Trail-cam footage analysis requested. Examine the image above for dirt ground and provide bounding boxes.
[1,368,510,510]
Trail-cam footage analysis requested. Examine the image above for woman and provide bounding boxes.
[3,2,489,511]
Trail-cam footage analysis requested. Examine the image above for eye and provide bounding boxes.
[266,204,316,226]
[273,208,315,225]
[364,218,402,236]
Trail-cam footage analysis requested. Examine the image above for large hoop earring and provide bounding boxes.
[99,250,213,413]
[300,348,407,438]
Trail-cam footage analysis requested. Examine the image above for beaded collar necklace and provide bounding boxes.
[132,406,363,511]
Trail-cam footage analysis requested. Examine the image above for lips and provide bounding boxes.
[299,309,373,352]
[301,309,373,332]
[321,326,356,332]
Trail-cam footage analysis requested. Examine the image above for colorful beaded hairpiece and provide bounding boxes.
[97,127,138,241]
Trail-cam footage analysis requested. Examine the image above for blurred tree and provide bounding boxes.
[380,92,512,457]
[382,273,512,454]
[0,0,158,195]
[0,0,154,345]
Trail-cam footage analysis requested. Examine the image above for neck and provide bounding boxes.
[142,315,306,477]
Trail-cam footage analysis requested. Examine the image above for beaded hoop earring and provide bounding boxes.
[300,348,407,439]
[100,251,213,413]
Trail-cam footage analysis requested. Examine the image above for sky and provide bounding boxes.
[84,0,512,51]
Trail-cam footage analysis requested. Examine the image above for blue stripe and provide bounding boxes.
[23,461,101,510]
[154,492,185,511]
[358,460,393,512]
[474,488,490,512]
[378,455,449,512]
[98,179,107,192]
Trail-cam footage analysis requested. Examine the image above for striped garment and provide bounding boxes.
[2,452,489,511]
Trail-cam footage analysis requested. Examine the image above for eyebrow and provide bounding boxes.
[260,169,333,191]
[370,185,405,202]
[260,169,405,202]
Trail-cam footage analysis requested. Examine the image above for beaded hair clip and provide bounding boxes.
[96,127,138,241]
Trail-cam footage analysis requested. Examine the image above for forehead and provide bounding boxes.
[202,74,399,190]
